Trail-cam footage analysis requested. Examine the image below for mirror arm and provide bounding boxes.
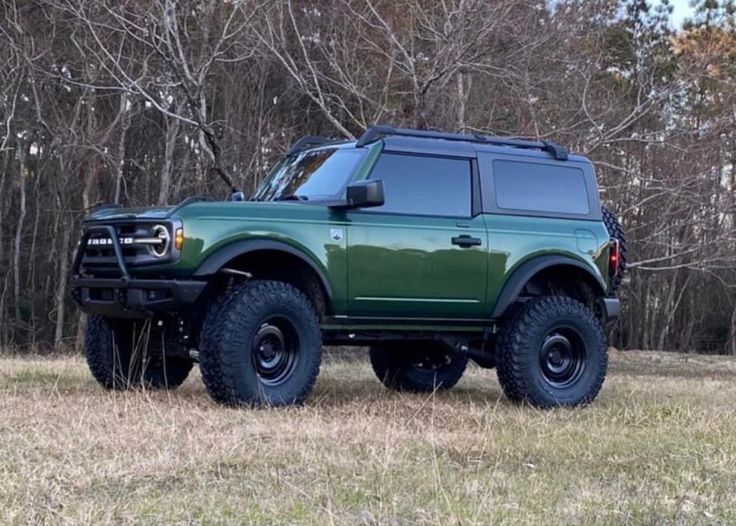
[326,199,352,210]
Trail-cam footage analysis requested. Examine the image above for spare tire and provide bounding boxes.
[601,205,627,294]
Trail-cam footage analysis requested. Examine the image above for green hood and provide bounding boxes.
[86,205,174,222]
[84,200,323,223]
[174,200,331,223]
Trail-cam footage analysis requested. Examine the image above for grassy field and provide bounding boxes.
[2,350,736,525]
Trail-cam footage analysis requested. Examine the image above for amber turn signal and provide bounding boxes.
[175,228,184,250]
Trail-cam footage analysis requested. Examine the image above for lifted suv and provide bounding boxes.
[71,125,626,408]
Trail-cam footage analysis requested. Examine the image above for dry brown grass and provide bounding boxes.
[2,350,736,525]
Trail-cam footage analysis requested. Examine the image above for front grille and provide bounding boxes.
[78,220,178,275]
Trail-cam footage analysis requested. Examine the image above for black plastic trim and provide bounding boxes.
[193,239,333,302]
[471,159,482,217]
[287,136,329,155]
[382,137,476,159]
[601,297,620,328]
[73,225,130,279]
[490,256,606,319]
[357,125,569,160]
[70,277,207,318]
[324,315,489,326]
[75,219,183,271]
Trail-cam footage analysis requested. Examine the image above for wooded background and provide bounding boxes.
[0,0,735,353]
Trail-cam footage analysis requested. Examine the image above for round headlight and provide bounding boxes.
[149,224,171,257]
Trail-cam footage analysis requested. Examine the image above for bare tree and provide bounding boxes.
[0,0,735,353]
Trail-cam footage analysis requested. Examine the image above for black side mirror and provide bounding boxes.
[331,179,384,209]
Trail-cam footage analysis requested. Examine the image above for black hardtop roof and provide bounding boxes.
[378,136,590,164]
[357,125,568,159]
[287,125,590,163]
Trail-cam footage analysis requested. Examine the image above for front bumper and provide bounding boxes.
[70,222,205,318]
[71,276,207,318]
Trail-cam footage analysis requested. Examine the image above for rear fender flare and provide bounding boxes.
[491,256,605,319]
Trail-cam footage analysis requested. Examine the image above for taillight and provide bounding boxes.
[608,239,620,279]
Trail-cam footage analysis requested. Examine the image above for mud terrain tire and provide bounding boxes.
[199,280,322,407]
[369,342,467,392]
[85,315,192,390]
[496,296,607,408]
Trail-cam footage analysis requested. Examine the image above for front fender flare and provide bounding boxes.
[193,239,333,302]
[491,255,606,319]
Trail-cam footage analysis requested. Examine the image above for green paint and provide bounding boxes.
[82,140,613,330]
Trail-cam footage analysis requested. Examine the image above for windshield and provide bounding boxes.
[253,147,365,202]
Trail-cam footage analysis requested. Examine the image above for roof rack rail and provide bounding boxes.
[287,136,329,155]
[355,125,569,161]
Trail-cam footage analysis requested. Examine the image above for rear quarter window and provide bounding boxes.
[486,159,590,215]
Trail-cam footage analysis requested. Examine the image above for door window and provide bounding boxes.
[368,153,471,217]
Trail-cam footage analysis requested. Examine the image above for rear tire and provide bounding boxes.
[199,280,322,407]
[84,315,192,390]
[602,205,627,293]
[369,342,467,392]
[496,296,607,408]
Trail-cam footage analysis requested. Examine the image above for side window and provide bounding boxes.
[482,158,590,215]
[367,153,471,217]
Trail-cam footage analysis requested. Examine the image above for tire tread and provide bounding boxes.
[496,296,608,408]
[199,280,322,406]
[369,343,467,393]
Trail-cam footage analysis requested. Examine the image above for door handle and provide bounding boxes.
[451,235,482,248]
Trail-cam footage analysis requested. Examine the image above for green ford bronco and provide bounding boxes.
[71,125,626,409]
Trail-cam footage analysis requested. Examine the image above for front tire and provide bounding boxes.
[369,342,467,392]
[199,280,322,407]
[84,315,192,390]
[495,296,607,408]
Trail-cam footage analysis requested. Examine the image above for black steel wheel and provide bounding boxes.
[369,342,467,392]
[538,329,586,389]
[199,280,322,407]
[496,296,607,408]
[251,318,300,387]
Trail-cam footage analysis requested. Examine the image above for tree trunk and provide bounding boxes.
[53,218,71,351]
[656,268,683,351]
[642,284,651,350]
[157,106,181,205]
[13,144,27,326]
[113,93,132,204]
[730,304,736,356]
[0,151,9,338]
[456,72,466,132]
[28,185,40,348]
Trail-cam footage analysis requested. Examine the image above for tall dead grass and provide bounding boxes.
[1,350,736,525]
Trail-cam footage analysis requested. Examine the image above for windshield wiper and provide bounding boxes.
[274,194,309,202]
